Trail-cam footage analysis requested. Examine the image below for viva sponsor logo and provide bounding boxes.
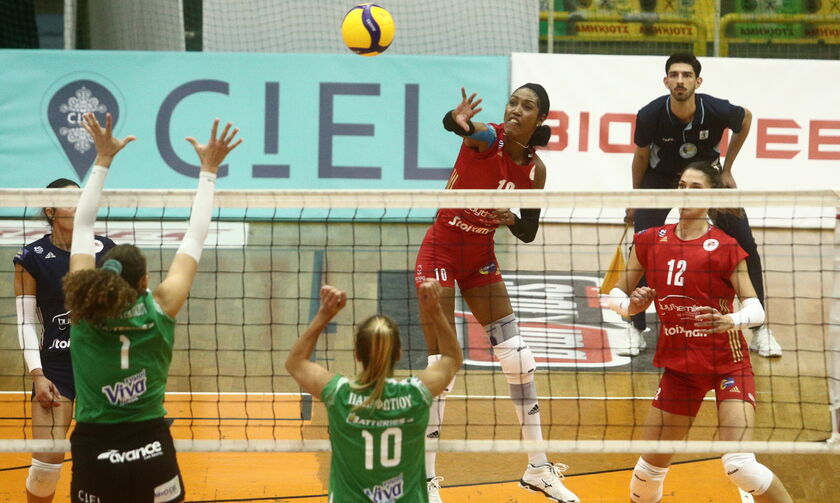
[102,368,147,405]
[363,473,404,503]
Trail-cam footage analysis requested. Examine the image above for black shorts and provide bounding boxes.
[34,355,75,400]
[70,418,184,503]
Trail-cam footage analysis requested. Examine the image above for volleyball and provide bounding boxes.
[341,3,394,56]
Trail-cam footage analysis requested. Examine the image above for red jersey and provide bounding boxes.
[633,224,751,374]
[435,123,536,240]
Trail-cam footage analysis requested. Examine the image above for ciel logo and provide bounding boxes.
[47,79,120,180]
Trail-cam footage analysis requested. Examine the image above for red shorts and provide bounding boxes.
[652,366,756,417]
[414,223,502,290]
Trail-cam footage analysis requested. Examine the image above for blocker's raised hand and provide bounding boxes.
[186,119,243,173]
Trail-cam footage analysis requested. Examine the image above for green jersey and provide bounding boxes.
[71,291,175,423]
[321,374,433,503]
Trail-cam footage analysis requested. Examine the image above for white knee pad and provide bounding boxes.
[493,336,536,385]
[629,457,669,503]
[722,453,774,496]
[26,458,62,498]
[427,354,456,395]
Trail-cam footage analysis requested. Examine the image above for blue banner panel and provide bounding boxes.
[0,50,508,193]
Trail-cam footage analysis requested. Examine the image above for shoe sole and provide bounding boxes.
[751,347,783,358]
[616,349,640,357]
[519,480,578,503]
[758,351,783,358]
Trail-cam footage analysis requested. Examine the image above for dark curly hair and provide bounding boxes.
[63,245,147,324]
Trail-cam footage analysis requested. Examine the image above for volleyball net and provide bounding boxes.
[0,188,837,455]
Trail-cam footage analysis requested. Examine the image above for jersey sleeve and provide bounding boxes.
[99,235,117,253]
[724,238,749,276]
[406,376,433,408]
[12,245,38,279]
[320,374,345,407]
[633,107,655,147]
[721,100,746,133]
[632,228,654,270]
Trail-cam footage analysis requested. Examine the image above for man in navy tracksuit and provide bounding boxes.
[623,52,781,358]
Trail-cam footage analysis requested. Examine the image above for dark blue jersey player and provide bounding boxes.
[622,52,781,359]
[13,178,115,503]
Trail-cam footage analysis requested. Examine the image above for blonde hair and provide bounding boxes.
[351,314,401,411]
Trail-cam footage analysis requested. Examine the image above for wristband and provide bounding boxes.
[607,287,631,318]
[727,297,764,329]
[442,110,476,136]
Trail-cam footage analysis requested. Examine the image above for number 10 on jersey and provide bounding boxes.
[361,427,402,470]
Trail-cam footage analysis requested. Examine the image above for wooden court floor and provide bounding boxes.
[0,221,837,501]
[0,387,837,502]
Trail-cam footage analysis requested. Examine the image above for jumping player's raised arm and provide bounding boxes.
[442,87,495,151]
[153,119,242,318]
[69,112,135,273]
[285,285,346,398]
[416,280,462,396]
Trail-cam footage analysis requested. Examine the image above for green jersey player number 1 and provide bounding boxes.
[286,282,462,503]
[64,112,242,503]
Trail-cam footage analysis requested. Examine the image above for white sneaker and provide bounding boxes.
[749,325,782,357]
[520,463,580,503]
[427,476,444,503]
[617,325,648,357]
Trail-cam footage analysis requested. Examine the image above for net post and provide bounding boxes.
[829,208,840,443]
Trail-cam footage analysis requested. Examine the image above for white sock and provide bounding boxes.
[510,382,548,467]
[425,354,453,479]
[630,457,669,503]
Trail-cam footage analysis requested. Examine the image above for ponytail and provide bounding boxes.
[528,125,551,147]
[351,315,401,411]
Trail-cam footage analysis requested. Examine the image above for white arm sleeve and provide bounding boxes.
[607,287,631,318]
[727,297,765,329]
[16,295,41,373]
[70,165,109,257]
[177,171,216,262]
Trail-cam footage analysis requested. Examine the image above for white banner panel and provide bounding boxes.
[511,53,840,226]
[0,221,248,248]
[512,53,840,191]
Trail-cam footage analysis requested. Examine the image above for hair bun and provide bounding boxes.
[529,125,552,147]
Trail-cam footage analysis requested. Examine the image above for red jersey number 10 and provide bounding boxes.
[497,179,515,190]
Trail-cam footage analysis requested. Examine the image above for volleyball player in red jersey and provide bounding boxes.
[608,161,793,503]
[415,85,580,503]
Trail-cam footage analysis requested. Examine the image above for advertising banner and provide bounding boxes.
[0,50,508,192]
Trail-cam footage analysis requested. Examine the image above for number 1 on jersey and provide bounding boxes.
[119,335,130,369]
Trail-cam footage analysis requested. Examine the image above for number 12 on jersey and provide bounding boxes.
[361,427,402,470]
[667,259,686,286]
